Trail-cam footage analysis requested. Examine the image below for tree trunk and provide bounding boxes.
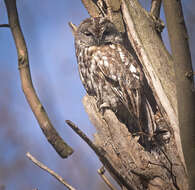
[163,1,195,189]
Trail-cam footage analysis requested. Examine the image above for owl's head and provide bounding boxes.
[71,17,123,47]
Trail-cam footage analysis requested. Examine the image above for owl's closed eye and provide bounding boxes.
[75,17,123,47]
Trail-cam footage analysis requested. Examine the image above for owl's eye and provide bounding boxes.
[103,30,112,36]
[83,31,93,36]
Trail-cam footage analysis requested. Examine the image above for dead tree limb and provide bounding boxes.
[82,95,187,189]
[150,0,162,19]
[66,119,135,190]
[4,0,73,158]
[163,0,195,189]
[81,0,101,17]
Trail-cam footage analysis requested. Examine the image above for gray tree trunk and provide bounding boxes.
[163,1,195,189]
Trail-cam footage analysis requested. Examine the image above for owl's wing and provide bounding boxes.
[93,44,142,85]
[93,44,143,118]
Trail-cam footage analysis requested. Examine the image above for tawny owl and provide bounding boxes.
[72,17,145,136]
[71,17,170,147]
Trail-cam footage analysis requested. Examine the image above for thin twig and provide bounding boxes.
[26,152,76,190]
[98,166,116,190]
[150,0,162,19]
[0,24,10,27]
[4,0,73,158]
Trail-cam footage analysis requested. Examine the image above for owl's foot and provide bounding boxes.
[153,128,171,144]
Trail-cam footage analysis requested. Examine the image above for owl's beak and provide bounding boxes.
[96,35,103,46]
[96,38,101,46]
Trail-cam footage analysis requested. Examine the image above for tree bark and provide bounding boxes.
[163,1,195,189]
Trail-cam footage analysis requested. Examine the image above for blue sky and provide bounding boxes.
[0,1,194,190]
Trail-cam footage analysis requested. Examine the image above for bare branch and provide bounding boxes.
[4,0,73,158]
[26,152,76,190]
[150,0,162,19]
[98,166,116,190]
[0,24,10,27]
[65,119,135,190]
[81,0,100,17]
[66,120,103,156]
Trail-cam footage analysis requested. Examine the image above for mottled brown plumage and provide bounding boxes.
[73,17,170,147]
[73,17,144,134]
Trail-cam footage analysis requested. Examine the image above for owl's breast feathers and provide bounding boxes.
[77,44,142,87]
[76,43,143,116]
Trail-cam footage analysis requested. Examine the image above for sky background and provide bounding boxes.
[0,1,194,190]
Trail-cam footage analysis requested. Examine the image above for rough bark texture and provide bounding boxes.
[80,0,189,189]
[83,95,187,190]
[163,1,195,189]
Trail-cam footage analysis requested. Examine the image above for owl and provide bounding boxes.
[72,17,169,146]
[71,17,144,135]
